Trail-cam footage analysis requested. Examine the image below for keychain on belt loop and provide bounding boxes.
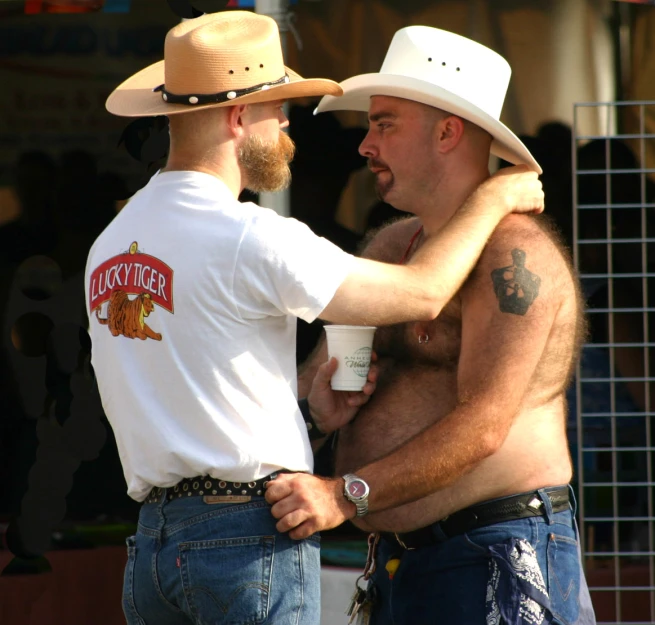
[346,533,381,624]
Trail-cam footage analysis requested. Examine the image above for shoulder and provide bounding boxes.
[359,216,421,262]
[242,208,313,246]
[467,214,576,310]
[479,215,572,274]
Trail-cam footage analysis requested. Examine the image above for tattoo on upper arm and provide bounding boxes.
[491,249,541,316]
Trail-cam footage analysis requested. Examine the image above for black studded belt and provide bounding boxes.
[143,472,284,504]
[382,486,571,549]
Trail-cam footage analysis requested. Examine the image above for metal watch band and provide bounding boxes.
[343,473,370,517]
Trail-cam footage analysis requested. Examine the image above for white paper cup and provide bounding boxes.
[324,325,377,391]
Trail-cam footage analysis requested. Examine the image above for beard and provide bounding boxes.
[369,159,395,200]
[238,132,296,194]
[375,172,395,200]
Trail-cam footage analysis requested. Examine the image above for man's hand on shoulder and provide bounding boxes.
[471,165,544,218]
[265,473,356,540]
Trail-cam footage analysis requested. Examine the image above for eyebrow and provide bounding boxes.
[368,110,398,123]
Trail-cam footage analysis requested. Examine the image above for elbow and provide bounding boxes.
[478,428,506,458]
[421,287,447,320]
[424,301,445,320]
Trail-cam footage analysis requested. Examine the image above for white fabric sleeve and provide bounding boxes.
[234,211,355,323]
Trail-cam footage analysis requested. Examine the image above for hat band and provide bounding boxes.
[153,74,290,106]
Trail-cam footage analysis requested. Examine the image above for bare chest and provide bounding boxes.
[374,297,462,371]
[334,300,463,475]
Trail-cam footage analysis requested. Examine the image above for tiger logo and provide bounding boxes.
[95,290,162,341]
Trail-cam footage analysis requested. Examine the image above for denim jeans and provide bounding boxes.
[368,487,596,625]
[122,492,321,625]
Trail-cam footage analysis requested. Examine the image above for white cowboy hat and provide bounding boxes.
[106,11,341,118]
[316,26,541,174]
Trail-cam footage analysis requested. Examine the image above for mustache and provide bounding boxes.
[368,158,389,170]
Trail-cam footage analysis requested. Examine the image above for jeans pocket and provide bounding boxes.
[123,535,146,625]
[179,535,274,625]
[547,532,582,625]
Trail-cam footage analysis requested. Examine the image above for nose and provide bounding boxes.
[359,128,377,159]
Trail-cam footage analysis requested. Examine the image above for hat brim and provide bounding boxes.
[106,61,343,118]
[315,73,542,174]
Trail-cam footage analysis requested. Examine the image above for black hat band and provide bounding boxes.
[153,74,290,105]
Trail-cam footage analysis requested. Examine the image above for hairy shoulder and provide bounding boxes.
[482,215,571,274]
[467,214,575,312]
[359,216,421,262]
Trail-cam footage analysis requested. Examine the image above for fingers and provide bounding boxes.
[266,475,319,538]
[367,359,379,381]
[347,393,371,407]
[289,521,318,541]
[274,508,310,534]
[264,473,294,504]
[314,357,338,388]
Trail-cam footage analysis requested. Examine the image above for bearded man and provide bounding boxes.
[85,12,544,625]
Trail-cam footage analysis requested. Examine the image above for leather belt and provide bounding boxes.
[382,486,571,550]
[143,473,282,504]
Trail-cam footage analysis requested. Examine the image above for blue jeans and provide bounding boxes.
[122,493,321,625]
[368,487,596,625]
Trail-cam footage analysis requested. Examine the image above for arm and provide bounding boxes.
[268,219,560,537]
[319,166,544,326]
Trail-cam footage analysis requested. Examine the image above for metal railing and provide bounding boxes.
[573,100,655,624]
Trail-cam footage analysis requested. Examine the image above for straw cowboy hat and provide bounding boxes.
[106,11,342,118]
[316,26,542,173]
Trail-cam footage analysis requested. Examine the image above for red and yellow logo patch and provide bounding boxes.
[89,242,173,341]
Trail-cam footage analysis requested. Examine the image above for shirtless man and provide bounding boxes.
[266,26,596,624]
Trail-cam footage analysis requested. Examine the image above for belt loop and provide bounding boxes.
[537,488,555,525]
[363,533,381,579]
[567,484,578,518]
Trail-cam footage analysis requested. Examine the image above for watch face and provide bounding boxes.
[347,480,367,499]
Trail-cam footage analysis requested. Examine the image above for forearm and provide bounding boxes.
[320,199,509,327]
[405,194,507,308]
[355,400,512,514]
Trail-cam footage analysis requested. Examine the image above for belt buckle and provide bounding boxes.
[394,532,416,551]
[527,497,543,512]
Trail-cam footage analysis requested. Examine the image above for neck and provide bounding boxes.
[418,163,490,235]
[162,142,242,199]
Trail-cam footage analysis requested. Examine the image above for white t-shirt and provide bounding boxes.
[84,171,354,501]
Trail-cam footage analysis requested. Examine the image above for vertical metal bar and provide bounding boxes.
[604,106,621,619]
[573,104,586,566]
[639,102,655,622]
[255,0,291,216]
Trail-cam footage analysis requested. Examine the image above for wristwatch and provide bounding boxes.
[342,474,370,517]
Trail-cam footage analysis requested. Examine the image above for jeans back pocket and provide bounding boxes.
[179,535,274,625]
[123,535,147,625]
[547,532,582,625]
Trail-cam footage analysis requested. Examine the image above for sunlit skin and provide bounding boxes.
[163,99,290,197]
[360,95,492,235]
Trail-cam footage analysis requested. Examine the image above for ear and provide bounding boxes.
[435,115,465,154]
[225,104,248,138]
